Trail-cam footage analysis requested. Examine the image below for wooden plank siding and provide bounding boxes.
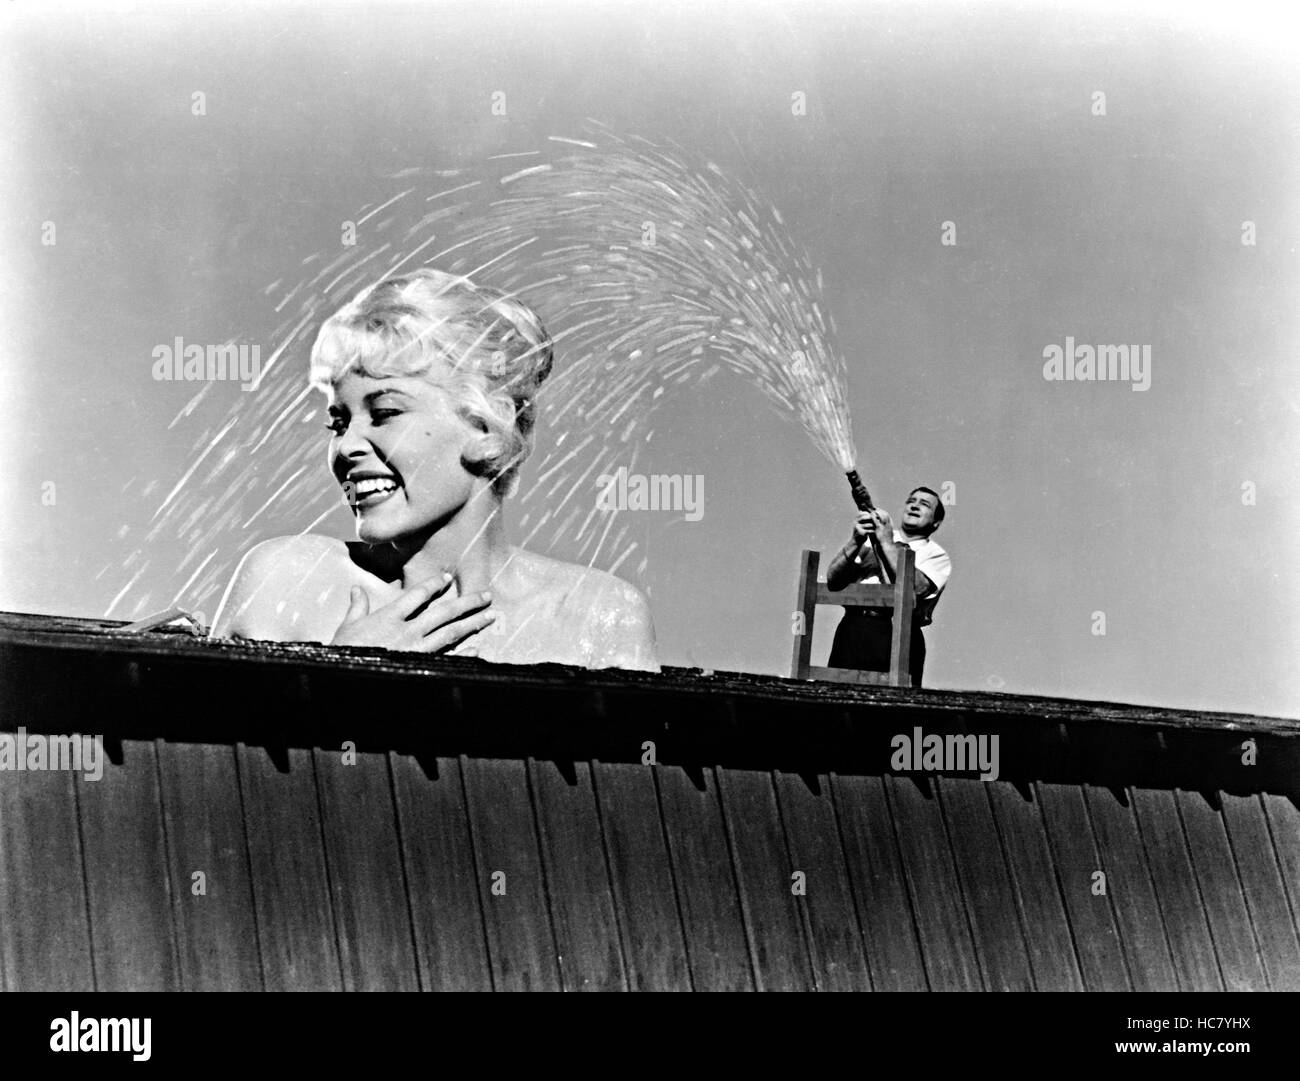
[1131,788,1225,991]
[528,758,627,991]
[886,774,985,990]
[2,611,1299,992]
[1036,782,1133,991]
[716,768,815,990]
[655,765,755,991]
[1081,785,1179,992]
[460,757,561,992]
[75,739,181,992]
[774,771,873,990]
[156,741,263,991]
[831,773,929,991]
[1222,794,1300,991]
[3,741,1298,992]
[235,744,343,991]
[592,762,693,991]
[390,753,494,991]
[0,767,95,991]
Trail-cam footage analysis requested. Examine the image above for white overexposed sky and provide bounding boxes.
[2,0,1297,717]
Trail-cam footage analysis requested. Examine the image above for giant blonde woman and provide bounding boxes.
[212,269,658,670]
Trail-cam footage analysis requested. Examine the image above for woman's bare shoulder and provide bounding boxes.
[509,549,641,606]
[211,534,352,640]
[512,550,659,670]
[238,534,352,583]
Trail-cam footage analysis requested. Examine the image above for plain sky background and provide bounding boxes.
[2,0,1297,717]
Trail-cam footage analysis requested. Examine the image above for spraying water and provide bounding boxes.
[103,124,862,623]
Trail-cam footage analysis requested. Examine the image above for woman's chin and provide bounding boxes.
[351,495,466,545]
[354,515,406,545]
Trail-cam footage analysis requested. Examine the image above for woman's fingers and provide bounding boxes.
[343,585,369,623]
[385,573,454,619]
[333,576,494,653]
[413,607,497,653]
[408,590,494,638]
[329,587,374,645]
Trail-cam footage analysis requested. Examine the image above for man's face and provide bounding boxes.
[900,489,939,534]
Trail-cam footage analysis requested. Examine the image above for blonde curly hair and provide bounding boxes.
[309,268,554,495]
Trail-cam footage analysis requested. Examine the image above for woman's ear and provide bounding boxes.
[459,427,507,479]
[455,403,490,434]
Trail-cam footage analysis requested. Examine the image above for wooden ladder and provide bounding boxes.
[790,546,917,686]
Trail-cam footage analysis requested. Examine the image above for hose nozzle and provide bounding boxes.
[844,468,893,583]
[845,469,875,513]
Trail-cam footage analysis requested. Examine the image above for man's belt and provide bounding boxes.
[847,606,929,627]
[847,606,894,620]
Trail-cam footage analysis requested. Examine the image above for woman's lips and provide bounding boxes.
[356,487,399,509]
[346,477,403,509]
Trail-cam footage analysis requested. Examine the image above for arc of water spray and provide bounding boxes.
[109,125,869,622]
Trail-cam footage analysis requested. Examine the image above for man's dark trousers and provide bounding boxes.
[828,609,926,687]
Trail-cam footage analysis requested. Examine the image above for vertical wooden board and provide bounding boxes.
[528,759,626,991]
[390,754,493,991]
[0,768,95,991]
[656,766,754,991]
[157,741,262,991]
[831,774,928,991]
[1262,794,1300,947]
[1175,791,1268,991]
[1081,786,1178,992]
[76,739,179,991]
[1034,782,1130,991]
[935,778,1034,991]
[592,762,691,991]
[313,748,419,991]
[235,744,342,991]
[1131,787,1223,991]
[791,550,816,678]
[461,757,560,992]
[1222,794,1300,991]
[885,773,983,990]
[774,772,872,990]
[716,768,813,991]
[984,783,1082,991]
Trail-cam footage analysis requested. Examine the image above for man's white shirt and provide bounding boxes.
[855,529,951,626]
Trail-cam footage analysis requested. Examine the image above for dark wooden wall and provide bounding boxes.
[2,613,1298,991]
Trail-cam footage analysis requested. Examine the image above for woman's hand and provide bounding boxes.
[330,573,495,653]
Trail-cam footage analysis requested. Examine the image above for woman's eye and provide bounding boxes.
[325,417,347,435]
[371,409,401,423]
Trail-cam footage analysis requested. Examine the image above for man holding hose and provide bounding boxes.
[825,487,951,687]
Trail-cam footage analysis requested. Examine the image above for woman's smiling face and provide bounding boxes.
[325,368,483,544]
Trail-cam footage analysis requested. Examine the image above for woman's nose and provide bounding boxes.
[335,423,372,458]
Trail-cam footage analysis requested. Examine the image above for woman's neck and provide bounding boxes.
[394,486,513,598]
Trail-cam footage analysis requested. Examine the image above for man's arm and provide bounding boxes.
[873,544,936,596]
[852,510,938,597]
[826,538,879,591]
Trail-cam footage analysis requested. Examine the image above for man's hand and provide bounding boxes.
[850,510,875,545]
[853,509,895,546]
[331,573,495,652]
[871,509,897,555]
